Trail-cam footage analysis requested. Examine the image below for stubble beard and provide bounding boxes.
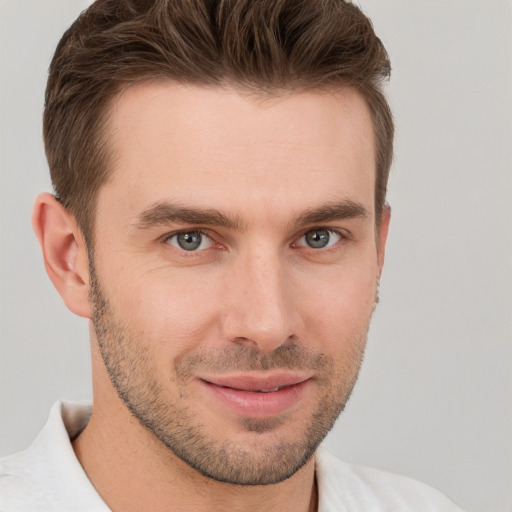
[88,263,370,486]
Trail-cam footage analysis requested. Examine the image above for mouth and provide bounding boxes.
[245,386,286,393]
[198,374,311,418]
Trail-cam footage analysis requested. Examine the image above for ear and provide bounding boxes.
[376,204,391,278]
[32,193,91,318]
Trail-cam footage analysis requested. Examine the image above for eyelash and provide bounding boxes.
[293,228,344,250]
[162,227,347,255]
[163,229,217,253]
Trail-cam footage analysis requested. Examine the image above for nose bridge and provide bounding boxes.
[222,243,298,351]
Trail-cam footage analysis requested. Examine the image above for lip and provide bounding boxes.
[198,373,311,418]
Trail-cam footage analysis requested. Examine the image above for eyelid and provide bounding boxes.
[159,226,349,254]
[163,228,215,252]
[292,227,347,249]
[163,227,204,238]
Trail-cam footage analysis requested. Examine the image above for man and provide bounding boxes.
[0,1,464,510]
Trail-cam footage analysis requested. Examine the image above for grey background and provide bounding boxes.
[1,1,511,511]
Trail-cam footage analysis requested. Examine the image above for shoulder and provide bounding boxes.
[0,401,107,512]
[315,447,465,512]
[0,442,54,511]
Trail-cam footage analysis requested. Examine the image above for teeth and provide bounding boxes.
[258,387,280,393]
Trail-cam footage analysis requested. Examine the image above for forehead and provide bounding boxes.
[101,82,376,224]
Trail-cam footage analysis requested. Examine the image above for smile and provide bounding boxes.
[198,374,311,418]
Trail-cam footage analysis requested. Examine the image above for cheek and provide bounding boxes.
[110,267,225,354]
[294,259,378,341]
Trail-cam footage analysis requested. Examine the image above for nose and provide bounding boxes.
[221,249,302,352]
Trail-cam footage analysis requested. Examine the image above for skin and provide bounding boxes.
[33,83,390,512]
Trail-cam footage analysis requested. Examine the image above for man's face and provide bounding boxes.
[89,83,387,485]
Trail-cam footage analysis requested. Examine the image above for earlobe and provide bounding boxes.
[32,193,91,318]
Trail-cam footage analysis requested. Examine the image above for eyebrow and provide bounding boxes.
[294,200,369,226]
[134,200,369,231]
[135,203,243,230]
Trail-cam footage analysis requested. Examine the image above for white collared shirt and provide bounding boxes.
[0,401,464,511]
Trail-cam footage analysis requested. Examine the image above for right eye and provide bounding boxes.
[166,230,213,252]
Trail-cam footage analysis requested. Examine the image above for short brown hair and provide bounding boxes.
[44,0,393,241]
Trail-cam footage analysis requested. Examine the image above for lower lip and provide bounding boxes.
[200,380,309,418]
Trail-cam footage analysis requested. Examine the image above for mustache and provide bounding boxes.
[174,339,332,378]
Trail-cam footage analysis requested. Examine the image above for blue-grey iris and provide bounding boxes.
[305,229,330,248]
[176,231,203,251]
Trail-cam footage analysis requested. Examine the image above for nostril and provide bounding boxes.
[230,336,259,348]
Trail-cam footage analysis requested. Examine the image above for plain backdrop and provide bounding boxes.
[0,1,511,511]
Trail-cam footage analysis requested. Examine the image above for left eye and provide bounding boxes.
[296,229,341,249]
[166,231,213,251]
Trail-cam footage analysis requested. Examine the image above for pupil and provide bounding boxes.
[178,232,201,251]
[306,229,329,248]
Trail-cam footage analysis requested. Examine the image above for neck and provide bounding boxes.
[72,394,318,512]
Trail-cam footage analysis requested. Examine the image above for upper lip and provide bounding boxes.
[200,373,311,392]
